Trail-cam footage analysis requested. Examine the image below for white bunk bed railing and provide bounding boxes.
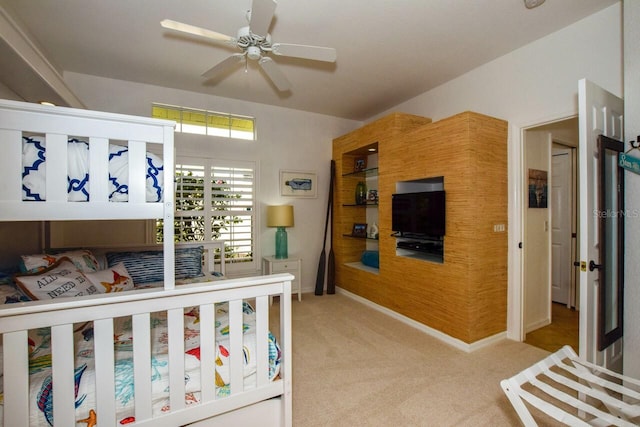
[0,273,293,427]
[0,98,176,288]
[0,99,175,221]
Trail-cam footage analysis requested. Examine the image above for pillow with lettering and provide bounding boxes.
[85,262,134,293]
[14,257,100,300]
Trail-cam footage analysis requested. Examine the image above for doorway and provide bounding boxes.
[522,118,580,353]
[551,144,577,308]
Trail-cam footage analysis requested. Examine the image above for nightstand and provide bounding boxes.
[262,255,302,303]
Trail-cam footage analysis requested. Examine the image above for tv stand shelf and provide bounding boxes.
[396,238,443,262]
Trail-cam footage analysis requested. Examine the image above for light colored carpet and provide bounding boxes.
[272,291,556,426]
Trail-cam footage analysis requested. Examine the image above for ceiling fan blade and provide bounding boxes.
[258,57,291,91]
[249,0,277,37]
[161,19,235,44]
[202,54,245,79]
[271,43,337,62]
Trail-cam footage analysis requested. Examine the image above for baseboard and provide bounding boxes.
[336,287,507,353]
[525,317,551,334]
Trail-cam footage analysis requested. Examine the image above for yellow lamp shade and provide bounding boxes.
[267,205,294,227]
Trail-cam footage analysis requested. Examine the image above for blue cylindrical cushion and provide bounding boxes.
[361,251,379,268]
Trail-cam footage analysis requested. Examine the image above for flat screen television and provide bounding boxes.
[392,191,445,237]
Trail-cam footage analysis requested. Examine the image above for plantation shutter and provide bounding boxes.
[210,164,255,264]
[173,158,256,273]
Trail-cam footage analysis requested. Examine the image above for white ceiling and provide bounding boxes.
[0,0,618,121]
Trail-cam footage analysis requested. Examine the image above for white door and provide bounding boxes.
[551,149,572,305]
[578,79,624,368]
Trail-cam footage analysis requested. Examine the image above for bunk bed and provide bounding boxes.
[0,99,292,426]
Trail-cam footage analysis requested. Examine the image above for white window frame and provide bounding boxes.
[152,103,256,140]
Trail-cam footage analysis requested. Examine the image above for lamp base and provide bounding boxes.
[275,226,288,259]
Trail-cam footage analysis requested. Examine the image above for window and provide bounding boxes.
[157,157,257,273]
[152,104,255,140]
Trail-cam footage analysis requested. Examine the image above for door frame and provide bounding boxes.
[507,112,578,342]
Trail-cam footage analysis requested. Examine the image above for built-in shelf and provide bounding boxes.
[343,234,379,241]
[343,202,378,207]
[342,167,378,178]
[395,236,443,263]
[344,261,379,274]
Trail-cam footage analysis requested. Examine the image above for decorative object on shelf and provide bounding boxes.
[352,223,368,238]
[267,205,294,258]
[360,250,380,268]
[354,156,367,172]
[280,170,317,198]
[355,181,367,205]
[369,223,379,239]
[367,189,378,202]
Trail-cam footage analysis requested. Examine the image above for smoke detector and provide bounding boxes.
[524,0,545,9]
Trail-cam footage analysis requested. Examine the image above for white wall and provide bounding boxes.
[623,0,640,380]
[523,130,551,333]
[64,72,360,292]
[372,3,623,126]
[373,3,623,341]
[0,81,21,100]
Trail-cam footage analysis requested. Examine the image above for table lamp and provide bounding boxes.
[267,205,294,259]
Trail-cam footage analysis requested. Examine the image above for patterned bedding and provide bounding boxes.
[22,136,164,202]
[0,301,281,426]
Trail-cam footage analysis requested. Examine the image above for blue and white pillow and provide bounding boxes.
[106,246,204,285]
[21,136,164,202]
[21,135,47,201]
[108,144,164,202]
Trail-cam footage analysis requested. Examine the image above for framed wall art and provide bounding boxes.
[280,170,318,198]
[528,168,548,208]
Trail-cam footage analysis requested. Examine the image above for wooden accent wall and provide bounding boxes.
[332,111,508,344]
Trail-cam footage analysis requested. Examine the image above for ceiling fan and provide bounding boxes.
[161,0,337,92]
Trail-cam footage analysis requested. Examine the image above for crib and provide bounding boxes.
[0,99,292,426]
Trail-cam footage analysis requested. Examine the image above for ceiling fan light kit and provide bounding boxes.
[161,0,337,92]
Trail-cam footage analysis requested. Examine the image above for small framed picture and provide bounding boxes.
[352,223,368,238]
[354,157,367,172]
[280,170,318,198]
[528,168,548,208]
[367,189,378,202]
